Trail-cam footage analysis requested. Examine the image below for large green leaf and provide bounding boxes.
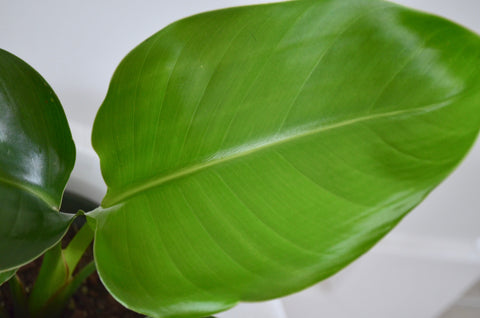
[0,49,75,272]
[91,0,480,317]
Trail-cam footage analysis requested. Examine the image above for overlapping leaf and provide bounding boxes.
[0,49,75,273]
[91,0,480,317]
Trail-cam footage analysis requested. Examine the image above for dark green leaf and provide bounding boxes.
[0,49,75,271]
[91,0,480,317]
[0,269,15,285]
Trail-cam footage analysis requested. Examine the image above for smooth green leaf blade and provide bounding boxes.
[0,49,75,271]
[91,0,480,317]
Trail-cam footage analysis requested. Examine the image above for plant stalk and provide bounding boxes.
[8,275,28,318]
[39,261,96,318]
[28,220,95,318]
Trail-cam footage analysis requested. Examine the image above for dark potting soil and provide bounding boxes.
[0,192,144,318]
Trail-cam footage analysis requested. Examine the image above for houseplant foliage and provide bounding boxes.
[1,0,480,317]
[0,48,75,273]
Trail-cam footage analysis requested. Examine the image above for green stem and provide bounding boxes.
[39,261,96,318]
[65,261,96,296]
[28,244,66,316]
[9,275,29,318]
[28,220,95,317]
[63,220,95,277]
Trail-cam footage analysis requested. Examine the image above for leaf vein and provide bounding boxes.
[104,93,460,207]
[214,171,322,257]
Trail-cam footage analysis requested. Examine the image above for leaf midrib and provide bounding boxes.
[104,96,458,207]
[0,175,57,209]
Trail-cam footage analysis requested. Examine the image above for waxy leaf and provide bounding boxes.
[0,49,75,273]
[91,0,480,317]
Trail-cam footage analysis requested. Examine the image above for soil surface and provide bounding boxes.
[0,193,144,318]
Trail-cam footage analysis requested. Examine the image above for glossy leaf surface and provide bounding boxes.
[91,0,480,317]
[0,49,75,272]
